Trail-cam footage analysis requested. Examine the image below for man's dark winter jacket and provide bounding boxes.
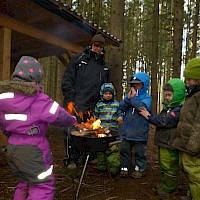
[61,47,109,113]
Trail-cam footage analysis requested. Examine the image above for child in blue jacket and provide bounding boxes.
[119,72,152,178]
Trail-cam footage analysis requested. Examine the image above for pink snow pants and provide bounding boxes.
[14,178,55,200]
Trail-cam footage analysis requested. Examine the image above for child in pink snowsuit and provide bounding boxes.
[0,56,76,200]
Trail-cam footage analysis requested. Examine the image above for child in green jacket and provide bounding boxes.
[140,78,186,197]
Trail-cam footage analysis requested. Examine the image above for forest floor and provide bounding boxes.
[0,126,183,200]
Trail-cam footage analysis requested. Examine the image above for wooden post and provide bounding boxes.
[0,130,7,148]
[0,27,11,147]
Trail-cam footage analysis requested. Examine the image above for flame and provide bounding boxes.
[92,119,101,130]
[66,102,78,116]
[81,120,93,129]
[66,102,85,123]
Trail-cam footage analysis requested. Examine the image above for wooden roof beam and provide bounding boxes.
[57,55,69,67]
[0,14,84,54]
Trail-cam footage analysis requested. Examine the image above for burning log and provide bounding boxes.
[71,130,93,137]
[71,127,111,138]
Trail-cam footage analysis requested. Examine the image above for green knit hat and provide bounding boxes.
[184,58,200,79]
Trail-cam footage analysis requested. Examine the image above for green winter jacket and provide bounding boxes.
[173,85,200,156]
[150,78,186,149]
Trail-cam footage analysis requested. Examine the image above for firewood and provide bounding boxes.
[81,130,96,136]
[71,131,83,136]
[71,127,112,137]
[71,130,96,137]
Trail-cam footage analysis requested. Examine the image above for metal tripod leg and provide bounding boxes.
[75,154,90,200]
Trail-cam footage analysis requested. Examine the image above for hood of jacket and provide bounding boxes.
[131,72,150,95]
[167,78,187,107]
[0,81,40,113]
[0,81,39,96]
[99,83,116,101]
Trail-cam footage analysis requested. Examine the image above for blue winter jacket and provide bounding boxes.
[119,72,152,141]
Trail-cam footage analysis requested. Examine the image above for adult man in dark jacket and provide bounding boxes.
[61,33,110,168]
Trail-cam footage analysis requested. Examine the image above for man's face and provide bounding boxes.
[164,91,173,103]
[185,78,198,87]
[91,42,104,54]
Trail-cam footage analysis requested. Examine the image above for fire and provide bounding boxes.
[92,119,106,137]
[66,102,107,138]
[66,101,78,116]
[66,101,92,125]
[76,117,102,130]
[92,119,101,130]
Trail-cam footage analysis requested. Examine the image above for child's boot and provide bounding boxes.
[120,167,128,178]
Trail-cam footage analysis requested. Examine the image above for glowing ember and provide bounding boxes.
[98,134,107,138]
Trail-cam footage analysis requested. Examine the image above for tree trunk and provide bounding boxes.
[191,0,199,58]
[185,0,192,64]
[172,0,184,78]
[151,0,159,114]
[93,0,101,25]
[108,0,124,101]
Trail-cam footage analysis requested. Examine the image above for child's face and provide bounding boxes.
[164,91,173,103]
[103,92,113,100]
[130,82,143,89]
[185,78,198,87]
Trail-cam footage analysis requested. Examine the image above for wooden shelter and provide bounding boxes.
[0,0,120,78]
[0,0,120,147]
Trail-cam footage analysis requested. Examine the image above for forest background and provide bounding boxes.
[40,0,200,114]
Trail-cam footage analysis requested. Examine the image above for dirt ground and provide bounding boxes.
[0,126,181,200]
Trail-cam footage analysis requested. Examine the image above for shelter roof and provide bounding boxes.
[0,0,120,61]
